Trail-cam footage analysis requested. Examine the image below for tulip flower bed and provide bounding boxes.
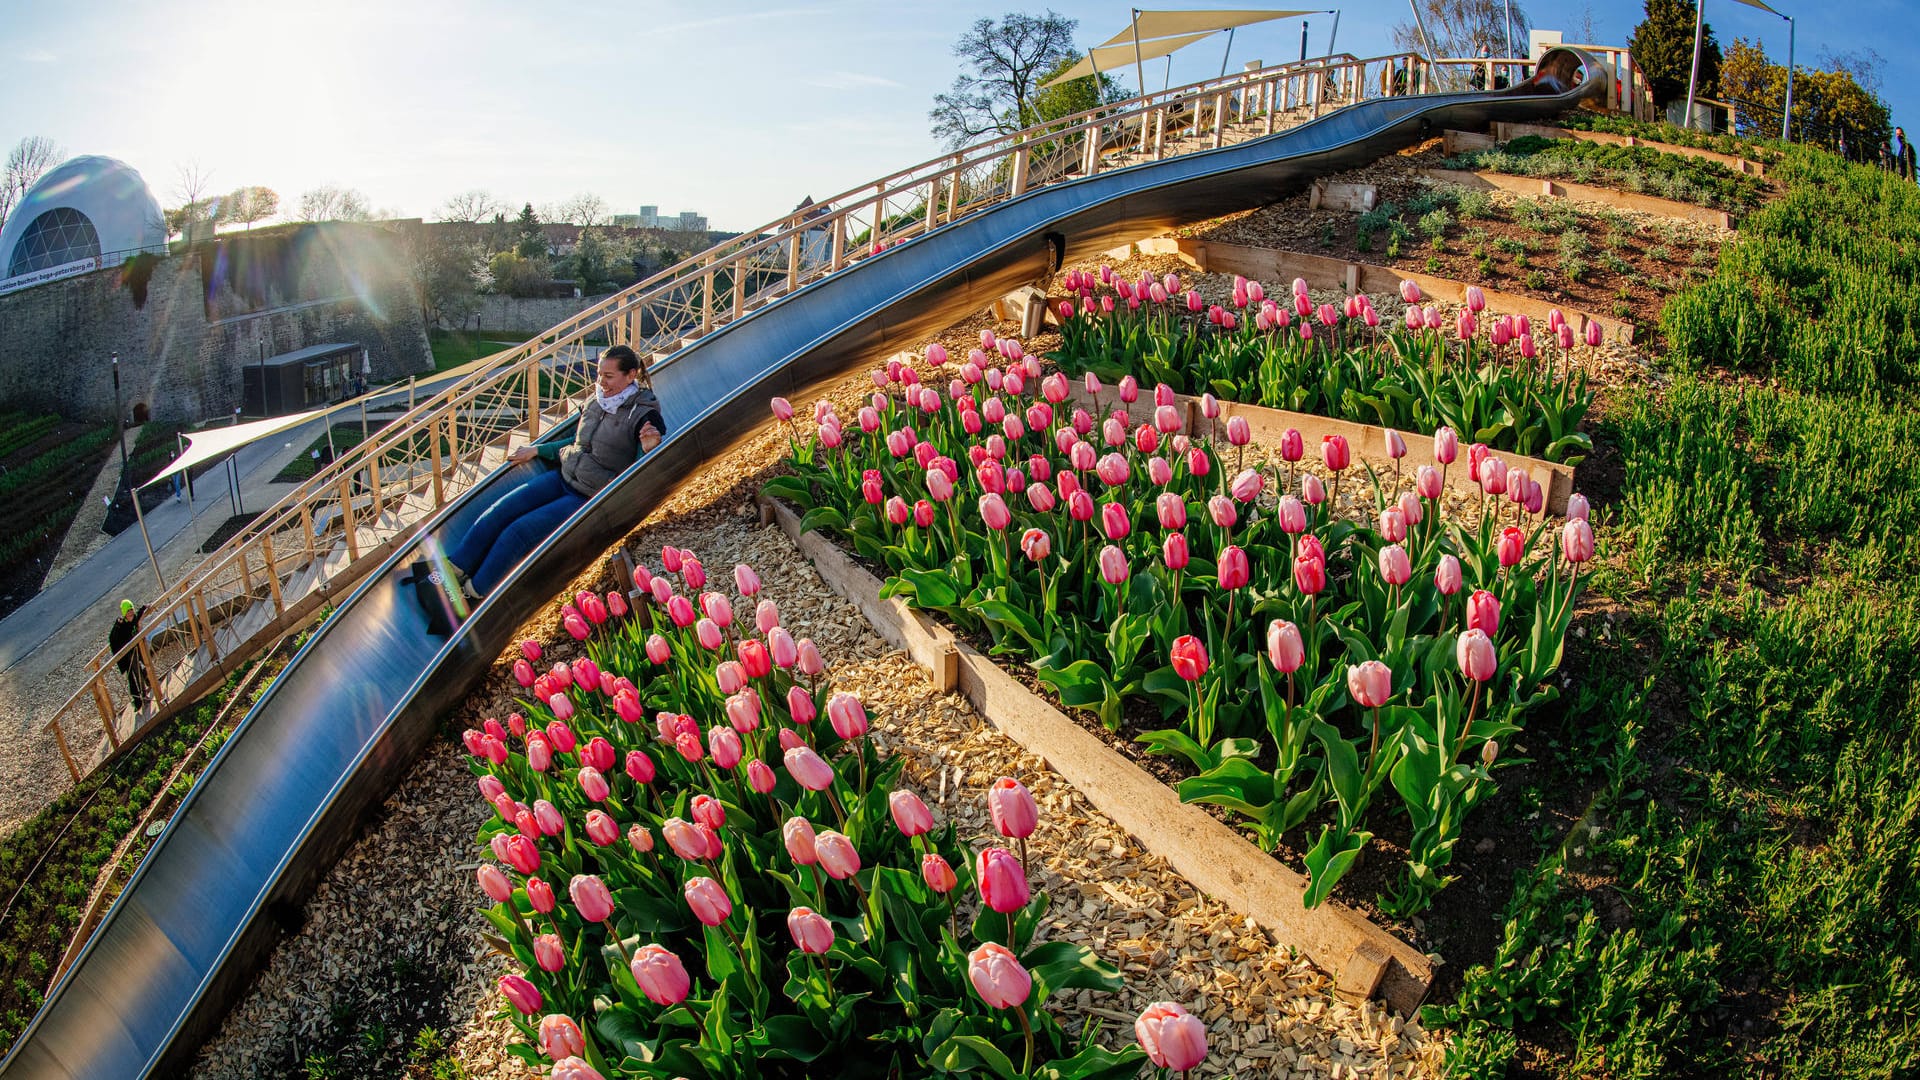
[454,546,1232,1080]
[1048,268,1593,464]
[764,329,1594,919]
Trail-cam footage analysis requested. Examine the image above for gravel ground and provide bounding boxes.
[193,345,1450,1077]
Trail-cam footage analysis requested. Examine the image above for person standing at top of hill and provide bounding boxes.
[1893,127,1916,182]
[108,599,150,711]
[446,345,665,599]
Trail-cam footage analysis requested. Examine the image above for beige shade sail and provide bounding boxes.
[1097,9,1318,47]
[1728,0,1782,12]
[139,409,330,489]
[1041,30,1222,88]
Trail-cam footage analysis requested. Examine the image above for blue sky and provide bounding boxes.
[1,1,1910,233]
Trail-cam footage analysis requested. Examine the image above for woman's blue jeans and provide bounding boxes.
[446,470,585,595]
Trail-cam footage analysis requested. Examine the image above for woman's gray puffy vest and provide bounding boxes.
[560,392,654,496]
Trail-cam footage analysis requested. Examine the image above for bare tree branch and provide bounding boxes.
[0,135,64,234]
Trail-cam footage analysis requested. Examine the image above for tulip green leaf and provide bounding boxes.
[758,476,814,509]
[1023,939,1125,1003]
[797,505,847,536]
[1135,726,1217,771]
[760,1014,831,1061]
[929,1033,1021,1079]
[1030,1042,1152,1080]
[895,567,961,609]
[1302,825,1373,908]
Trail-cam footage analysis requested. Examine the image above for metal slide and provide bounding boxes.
[4,49,1600,1079]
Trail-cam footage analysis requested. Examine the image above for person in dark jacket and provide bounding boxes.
[108,599,150,709]
[1893,127,1916,181]
[447,345,664,597]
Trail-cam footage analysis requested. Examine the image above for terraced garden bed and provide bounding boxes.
[0,412,118,619]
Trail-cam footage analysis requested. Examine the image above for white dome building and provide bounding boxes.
[0,155,168,290]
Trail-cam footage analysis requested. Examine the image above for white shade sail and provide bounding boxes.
[1042,30,1222,87]
[139,409,329,489]
[1097,9,1318,48]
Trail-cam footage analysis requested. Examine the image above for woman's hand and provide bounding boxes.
[639,423,662,452]
[509,446,537,465]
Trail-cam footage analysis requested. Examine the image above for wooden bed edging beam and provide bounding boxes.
[759,495,1437,1015]
[1133,234,1635,348]
[1422,167,1735,230]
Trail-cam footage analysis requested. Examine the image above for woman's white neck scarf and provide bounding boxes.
[596,382,640,413]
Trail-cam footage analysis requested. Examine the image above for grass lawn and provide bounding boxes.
[427,329,532,374]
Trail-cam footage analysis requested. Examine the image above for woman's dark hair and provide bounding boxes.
[602,345,642,373]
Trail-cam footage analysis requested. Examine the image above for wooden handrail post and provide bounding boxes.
[945,164,963,224]
[1009,147,1029,197]
[787,232,801,293]
[867,189,886,250]
[339,477,359,561]
[829,216,846,271]
[702,270,716,333]
[195,588,221,660]
[447,409,459,473]
[527,359,542,439]
[1212,92,1228,147]
[1154,109,1167,160]
[1082,124,1099,176]
[47,720,79,785]
[137,636,161,717]
[430,420,445,508]
[237,547,254,597]
[89,674,114,739]
[260,534,284,616]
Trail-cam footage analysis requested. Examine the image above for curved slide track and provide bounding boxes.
[3,50,1601,1079]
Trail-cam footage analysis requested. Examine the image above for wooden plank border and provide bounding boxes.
[1423,168,1735,230]
[759,496,1437,1014]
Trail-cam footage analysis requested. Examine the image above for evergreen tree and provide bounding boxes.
[515,203,547,259]
[1630,0,1719,108]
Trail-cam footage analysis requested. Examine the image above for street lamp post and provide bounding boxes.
[111,351,128,476]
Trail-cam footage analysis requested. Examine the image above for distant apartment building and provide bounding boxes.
[630,205,707,231]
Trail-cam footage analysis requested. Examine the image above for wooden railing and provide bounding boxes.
[39,43,1630,794]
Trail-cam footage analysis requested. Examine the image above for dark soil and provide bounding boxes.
[1189,140,1729,345]
[0,421,120,621]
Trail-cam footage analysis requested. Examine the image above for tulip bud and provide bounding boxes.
[1346,660,1392,708]
[976,847,1030,913]
[1435,554,1463,596]
[1170,635,1209,681]
[533,933,565,973]
[1266,620,1304,674]
[890,789,935,837]
[1457,629,1497,682]
[499,974,543,1015]
[1136,1002,1209,1071]
[630,944,691,1006]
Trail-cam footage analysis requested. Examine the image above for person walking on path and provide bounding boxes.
[1894,127,1916,182]
[446,345,665,598]
[108,599,150,711]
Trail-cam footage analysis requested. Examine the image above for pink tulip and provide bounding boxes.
[1101,501,1131,542]
[978,492,1012,531]
[1154,404,1182,435]
[666,594,696,628]
[477,863,513,903]
[745,758,777,794]
[1378,506,1408,543]
[630,944,691,1006]
[1118,375,1139,403]
[499,974,543,1015]
[1270,495,1305,535]
[1481,457,1508,496]
[1020,527,1052,561]
[708,726,744,770]
[478,774,506,803]
[1468,442,1491,482]
[1218,545,1250,590]
[584,810,619,847]
[1229,468,1263,504]
[1416,464,1443,500]
[1321,434,1350,472]
[890,789,934,837]
[1399,279,1421,304]
[1466,589,1501,636]
[1435,555,1463,595]
[525,733,552,773]
[1222,415,1252,447]
[785,745,836,791]
[1566,492,1591,522]
[1379,544,1412,586]
[1586,320,1604,347]
[976,847,1030,913]
[689,794,726,833]
[1347,661,1392,708]
[787,906,835,955]
[627,824,654,853]
[988,777,1038,839]
[1433,426,1459,465]
[715,660,746,695]
[725,690,762,734]
[738,639,771,679]
[774,816,818,870]
[787,684,817,727]
[563,613,590,640]
[1465,285,1486,312]
[1156,492,1188,530]
[1169,635,1209,681]
[1458,629,1497,682]
[578,765,610,802]
[1161,531,1190,571]
[569,874,614,923]
[684,876,733,926]
[522,876,555,914]
[827,692,869,740]
[533,933,565,973]
[662,817,707,862]
[531,799,565,836]
[1146,455,1173,486]
[967,942,1032,1009]
[512,658,536,688]
[794,638,825,672]
[550,1059,605,1080]
[1267,620,1304,673]
[1497,525,1525,567]
[1099,544,1129,585]
[1562,518,1595,563]
[922,852,959,894]
[1294,552,1326,595]
[771,397,795,422]
[1136,1002,1209,1071]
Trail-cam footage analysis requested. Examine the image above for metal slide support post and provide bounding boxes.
[1407,1,1437,85]
[1684,0,1705,128]
[1130,9,1146,102]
